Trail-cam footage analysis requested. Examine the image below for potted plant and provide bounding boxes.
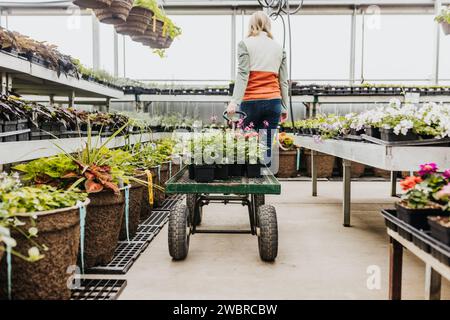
[94,0,134,25]
[115,0,154,36]
[435,6,450,35]
[276,132,298,178]
[72,0,112,9]
[428,216,450,246]
[397,163,450,230]
[0,173,88,300]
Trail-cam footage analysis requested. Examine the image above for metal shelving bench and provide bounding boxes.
[295,135,450,227]
[165,166,282,262]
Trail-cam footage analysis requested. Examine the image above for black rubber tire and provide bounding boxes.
[168,204,190,260]
[254,194,265,209]
[186,193,202,226]
[257,205,278,262]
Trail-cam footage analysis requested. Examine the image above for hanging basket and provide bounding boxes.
[441,22,450,35]
[115,6,153,36]
[73,0,112,9]
[131,18,162,44]
[94,0,134,25]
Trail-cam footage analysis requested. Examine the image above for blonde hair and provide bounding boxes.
[247,11,273,39]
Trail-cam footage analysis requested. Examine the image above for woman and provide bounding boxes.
[227,11,289,161]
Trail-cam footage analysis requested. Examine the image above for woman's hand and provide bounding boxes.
[226,102,237,116]
[280,110,288,123]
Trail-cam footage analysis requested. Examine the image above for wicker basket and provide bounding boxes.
[304,149,335,178]
[94,0,133,25]
[276,149,298,178]
[115,6,153,36]
[73,0,112,9]
[351,161,366,178]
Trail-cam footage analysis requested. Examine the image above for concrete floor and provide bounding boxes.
[118,181,450,300]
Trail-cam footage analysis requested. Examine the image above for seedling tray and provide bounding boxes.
[381,209,450,266]
[165,166,281,195]
[70,279,127,300]
[362,134,450,147]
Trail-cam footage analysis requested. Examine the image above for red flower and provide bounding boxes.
[400,176,422,191]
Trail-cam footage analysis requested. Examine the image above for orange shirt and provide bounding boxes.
[243,71,281,101]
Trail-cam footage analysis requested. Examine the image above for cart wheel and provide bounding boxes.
[257,205,278,262]
[168,204,190,260]
[186,194,202,226]
[254,194,265,209]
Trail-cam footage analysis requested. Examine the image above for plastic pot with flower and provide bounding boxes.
[396,163,450,230]
[0,172,89,300]
[435,6,450,35]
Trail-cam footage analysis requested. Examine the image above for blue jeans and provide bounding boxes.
[240,98,282,163]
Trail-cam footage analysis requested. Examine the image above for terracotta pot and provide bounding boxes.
[73,0,112,9]
[84,191,124,268]
[276,149,298,178]
[351,161,366,178]
[94,0,133,25]
[119,179,144,241]
[131,19,163,44]
[373,167,391,179]
[140,167,159,220]
[304,149,335,178]
[0,200,90,300]
[115,6,153,36]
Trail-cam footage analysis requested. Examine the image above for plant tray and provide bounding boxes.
[361,134,450,147]
[381,209,450,266]
[71,279,127,300]
[141,210,170,228]
[86,242,147,274]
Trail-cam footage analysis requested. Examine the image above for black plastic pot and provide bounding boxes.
[228,164,245,177]
[188,164,195,180]
[17,119,29,141]
[428,217,450,246]
[247,164,263,178]
[194,165,215,183]
[380,128,419,142]
[395,202,445,230]
[214,165,229,180]
[364,126,381,139]
[2,120,18,142]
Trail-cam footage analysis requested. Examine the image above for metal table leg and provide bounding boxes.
[311,151,318,197]
[390,171,398,197]
[389,237,403,300]
[342,159,352,227]
[425,265,442,300]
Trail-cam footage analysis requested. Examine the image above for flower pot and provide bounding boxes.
[228,164,245,177]
[276,149,298,178]
[171,157,181,177]
[140,167,158,221]
[132,20,162,44]
[247,164,263,178]
[304,149,335,178]
[428,217,450,246]
[194,165,215,183]
[115,6,153,36]
[188,164,195,180]
[119,180,144,241]
[93,0,133,25]
[72,0,112,9]
[214,164,229,180]
[0,200,90,300]
[395,202,445,231]
[351,161,366,178]
[84,191,125,268]
[373,167,391,179]
[154,162,169,206]
[380,128,419,142]
[364,126,381,139]
[441,22,450,35]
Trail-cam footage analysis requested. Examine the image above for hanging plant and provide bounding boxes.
[435,6,450,35]
[115,0,154,36]
[94,0,134,25]
[72,0,112,9]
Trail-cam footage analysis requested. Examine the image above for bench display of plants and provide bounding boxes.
[397,163,450,235]
[285,99,450,143]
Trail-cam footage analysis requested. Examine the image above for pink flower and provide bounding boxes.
[435,184,450,200]
[263,120,269,128]
[210,115,217,123]
[237,119,244,128]
[248,122,254,129]
[443,169,450,180]
[244,132,259,139]
[418,163,438,177]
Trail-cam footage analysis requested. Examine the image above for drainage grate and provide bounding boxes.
[141,210,170,227]
[87,242,147,274]
[157,197,182,211]
[71,279,127,300]
[128,231,156,243]
[137,224,160,234]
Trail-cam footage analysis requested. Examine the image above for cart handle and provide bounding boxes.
[223,110,247,123]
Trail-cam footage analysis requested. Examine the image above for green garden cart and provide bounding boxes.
[165,166,281,262]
